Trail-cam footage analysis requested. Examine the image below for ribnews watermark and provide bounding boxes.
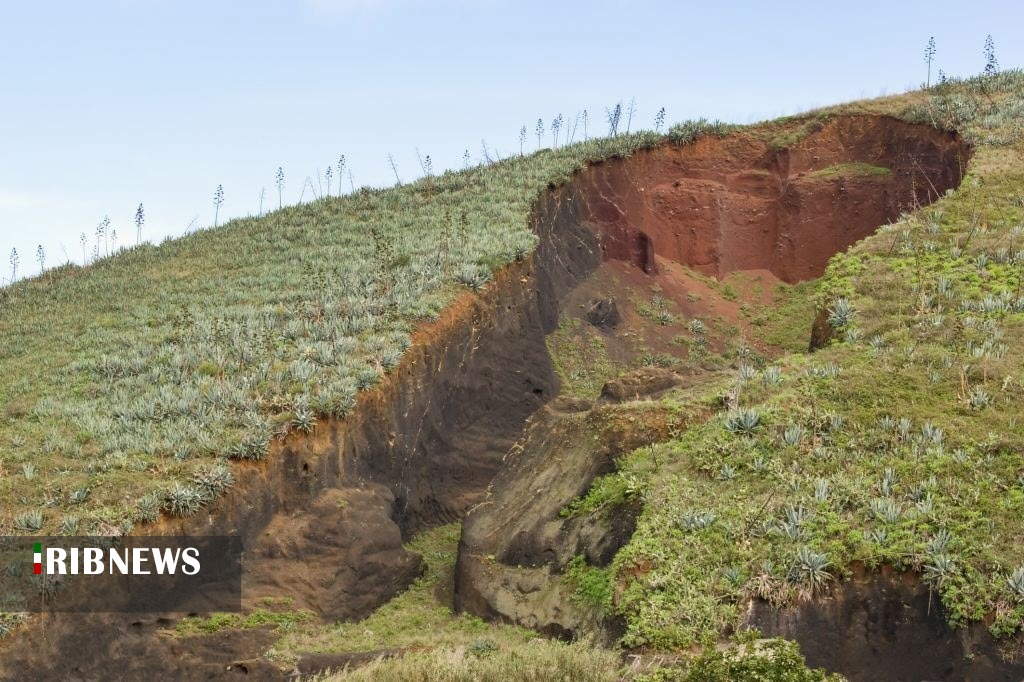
[1,536,242,612]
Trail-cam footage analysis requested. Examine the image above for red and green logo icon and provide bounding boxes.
[33,542,42,574]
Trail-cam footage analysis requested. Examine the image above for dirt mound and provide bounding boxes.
[244,486,424,621]
[574,115,968,283]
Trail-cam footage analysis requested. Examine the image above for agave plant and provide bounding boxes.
[773,520,806,542]
[1007,566,1024,602]
[164,485,204,518]
[869,498,903,524]
[879,468,897,497]
[923,553,956,586]
[737,364,757,384]
[228,432,269,461]
[455,264,491,291]
[291,406,317,434]
[192,463,235,499]
[968,387,991,410]
[722,565,745,588]
[920,422,944,445]
[783,505,812,526]
[678,510,717,531]
[136,492,163,524]
[927,528,953,555]
[790,547,832,597]
[718,464,738,481]
[781,424,805,447]
[726,408,760,435]
[806,362,841,379]
[813,478,830,503]
[13,511,44,532]
[827,297,855,328]
[666,118,726,145]
[761,366,782,386]
[56,516,78,536]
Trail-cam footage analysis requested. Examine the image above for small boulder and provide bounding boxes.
[598,367,679,403]
[808,305,836,351]
[548,395,594,414]
[585,298,621,330]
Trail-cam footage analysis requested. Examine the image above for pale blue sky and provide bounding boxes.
[1,0,1021,281]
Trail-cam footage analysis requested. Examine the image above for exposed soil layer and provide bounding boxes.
[577,115,968,283]
[455,373,688,640]
[745,564,1024,681]
[0,115,976,680]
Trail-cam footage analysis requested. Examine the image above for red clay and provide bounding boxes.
[573,115,969,283]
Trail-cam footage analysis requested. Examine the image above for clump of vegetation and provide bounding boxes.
[176,608,316,636]
[807,163,891,180]
[667,118,738,145]
[634,632,843,681]
[547,317,618,399]
[564,555,614,614]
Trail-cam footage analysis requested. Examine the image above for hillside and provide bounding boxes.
[2,71,1024,680]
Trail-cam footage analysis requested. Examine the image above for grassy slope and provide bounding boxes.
[0,129,678,533]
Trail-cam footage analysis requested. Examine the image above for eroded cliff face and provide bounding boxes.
[575,115,966,282]
[1,115,979,680]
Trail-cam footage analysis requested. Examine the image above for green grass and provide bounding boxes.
[761,112,835,150]
[807,162,892,180]
[564,555,615,615]
[633,632,843,681]
[311,630,838,682]
[177,608,316,636]
[747,280,819,353]
[547,316,621,399]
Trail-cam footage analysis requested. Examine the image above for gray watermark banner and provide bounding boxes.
[0,536,242,612]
